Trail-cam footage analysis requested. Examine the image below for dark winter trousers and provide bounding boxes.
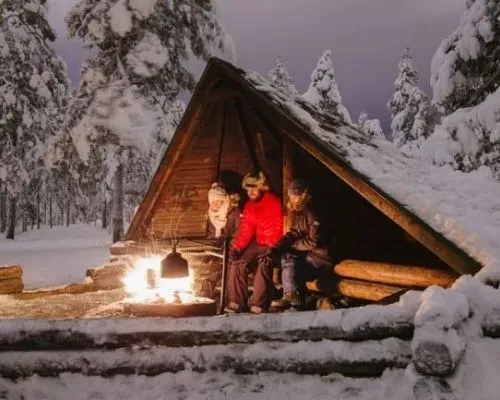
[227,243,273,309]
[281,252,329,294]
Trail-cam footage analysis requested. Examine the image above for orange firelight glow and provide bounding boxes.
[122,255,195,303]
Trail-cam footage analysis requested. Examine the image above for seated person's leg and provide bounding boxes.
[271,253,302,308]
[226,243,267,312]
[249,248,275,313]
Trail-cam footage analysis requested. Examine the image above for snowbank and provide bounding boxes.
[0,224,110,289]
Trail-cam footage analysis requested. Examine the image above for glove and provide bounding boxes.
[229,248,241,262]
[272,267,282,290]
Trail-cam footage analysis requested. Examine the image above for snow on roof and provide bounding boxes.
[241,69,500,282]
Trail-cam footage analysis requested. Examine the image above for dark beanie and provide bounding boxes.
[288,178,308,196]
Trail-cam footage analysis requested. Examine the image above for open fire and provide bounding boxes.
[121,255,195,304]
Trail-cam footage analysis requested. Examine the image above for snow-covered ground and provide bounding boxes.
[0,224,111,289]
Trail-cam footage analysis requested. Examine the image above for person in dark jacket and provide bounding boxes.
[225,171,283,314]
[271,179,332,309]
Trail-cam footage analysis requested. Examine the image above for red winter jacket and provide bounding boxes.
[231,192,283,251]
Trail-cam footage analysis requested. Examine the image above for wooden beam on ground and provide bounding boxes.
[306,277,407,302]
[334,259,459,288]
[0,337,411,379]
[0,306,416,351]
[16,283,93,300]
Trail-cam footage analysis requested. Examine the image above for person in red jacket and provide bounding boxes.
[225,171,283,314]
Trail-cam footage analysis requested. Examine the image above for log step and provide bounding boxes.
[0,338,411,379]
[334,259,458,288]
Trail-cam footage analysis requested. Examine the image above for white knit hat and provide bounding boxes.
[208,183,228,204]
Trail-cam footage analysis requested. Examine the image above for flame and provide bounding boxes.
[122,255,195,303]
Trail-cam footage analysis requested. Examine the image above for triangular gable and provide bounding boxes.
[127,57,490,276]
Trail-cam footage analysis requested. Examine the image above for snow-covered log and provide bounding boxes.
[0,338,411,379]
[334,260,458,288]
[0,265,23,280]
[412,337,464,377]
[0,304,417,351]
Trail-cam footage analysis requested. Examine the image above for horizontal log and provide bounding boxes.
[413,339,464,377]
[91,263,131,280]
[0,278,23,294]
[482,310,500,338]
[338,279,404,301]
[334,259,458,288]
[123,301,216,318]
[16,283,93,300]
[90,277,124,291]
[0,265,22,280]
[0,307,415,351]
[306,277,405,302]
[0,337,411,379]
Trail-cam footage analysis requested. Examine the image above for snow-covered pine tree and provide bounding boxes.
[357,112,384,139]
[387,47,433,148]
[65,0,228,242]
[268,57,299,97]
[419,2,500,180]
[0,0,70,239]
[303,50,352,123]
[431,0,500,114]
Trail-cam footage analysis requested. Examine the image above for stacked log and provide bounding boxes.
[0,265,23,295]
[89,262,132,290]
[334,260,458,288]
[306,278,403,302]
[306,259,459,303]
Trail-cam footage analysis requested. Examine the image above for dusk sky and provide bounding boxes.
[47,0,465,130]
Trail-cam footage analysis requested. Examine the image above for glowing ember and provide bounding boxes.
[122,255,195,303]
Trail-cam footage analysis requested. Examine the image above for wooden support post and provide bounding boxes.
[282,136,293,232]
[234,100,260,172]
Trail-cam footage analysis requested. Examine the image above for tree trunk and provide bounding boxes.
[37,194,40,230]
[0,185,6,234]
[22,206,27,233]
[43,199,47,225]
[6,196,16,240]
[66,179,71,227]
[112,163,124,243]
[49,196,53,228]
[102,197,107,229]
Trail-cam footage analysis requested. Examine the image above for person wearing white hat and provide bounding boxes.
[207,182,240,241]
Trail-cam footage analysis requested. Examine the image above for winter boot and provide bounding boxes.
[249,305,266,314]
[271,291,302,308]
[224,301,245,314]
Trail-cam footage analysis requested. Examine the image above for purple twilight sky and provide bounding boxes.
[47,0,464,130]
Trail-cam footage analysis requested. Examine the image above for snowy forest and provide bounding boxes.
[0,0,499,243]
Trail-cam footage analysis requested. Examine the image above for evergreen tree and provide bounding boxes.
[268,57,299,97]
[388,48,432,148]
[431,0,500,114]
[357,112,384,139]
[64,0,228,242]
[303,50,352,123]
[0,0,70,239]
